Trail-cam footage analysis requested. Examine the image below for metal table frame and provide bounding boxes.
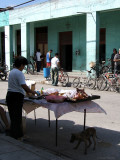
[34,108,86,146]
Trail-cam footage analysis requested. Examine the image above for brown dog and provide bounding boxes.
[70,127,97,154]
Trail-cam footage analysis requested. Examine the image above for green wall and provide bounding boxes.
[100,10,120,58]
[0,11,9,26]
[34,15,86,71]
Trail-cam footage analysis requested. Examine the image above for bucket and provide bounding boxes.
[43,68,50,78]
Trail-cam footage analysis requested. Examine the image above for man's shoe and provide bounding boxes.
[17,135,31,142]
[53,84,58,86]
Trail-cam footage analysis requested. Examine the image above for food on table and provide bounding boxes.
[39,88,89,102]
[49,92,59,96]
[46,95,66,103]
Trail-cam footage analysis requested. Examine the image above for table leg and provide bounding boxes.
[56,118,58,146]
[48,109,50,127]
[34,110,36,126]
[83,109,86,131]
[0,120,5,129]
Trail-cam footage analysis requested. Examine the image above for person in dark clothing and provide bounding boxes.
[114,48,120,74]
[111,48,117,73]
[6,56,39,140]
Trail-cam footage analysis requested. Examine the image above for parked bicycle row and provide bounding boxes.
[71,61,120,93]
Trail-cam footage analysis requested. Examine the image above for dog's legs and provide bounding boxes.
[74,140,81,149]
[92,136,96,150]
[84,140,88,155]
[87,138,92,148]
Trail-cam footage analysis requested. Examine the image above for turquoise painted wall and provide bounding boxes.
[100,10,120,59]
[0,11,9,26]
[13,24,21,55]
[34,15,86,71]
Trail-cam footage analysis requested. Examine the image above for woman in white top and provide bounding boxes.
[6,56,38,139]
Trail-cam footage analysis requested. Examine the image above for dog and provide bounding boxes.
[70,127,97,154]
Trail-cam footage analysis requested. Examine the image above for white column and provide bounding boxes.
[5,26,10,69]
[86,11,100,70]
[13,26,16,55]
[21,23,27,57]
[0,32,1,60]
[30,23,35,56]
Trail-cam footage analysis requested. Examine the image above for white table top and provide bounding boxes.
[0,98,106,119]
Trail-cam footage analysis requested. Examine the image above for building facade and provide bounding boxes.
[0,0,120,71]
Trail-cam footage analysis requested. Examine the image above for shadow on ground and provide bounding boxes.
[24,117,120,160]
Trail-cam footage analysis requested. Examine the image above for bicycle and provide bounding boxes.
[73,68,97,89]
[97,72,120,92]
[45,68,69,87]
[24,56,35,74]
[58,68,69,87]
[0,62,8,81]
[89,60,111,76]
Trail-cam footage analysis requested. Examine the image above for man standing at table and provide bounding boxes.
[51,53,60,86]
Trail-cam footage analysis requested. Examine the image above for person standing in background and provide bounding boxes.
[33,51,37,71]
[114,48,120,74]
[111,48,117,73]
[36,49,42,73]
[51,53,60,86]
[46,49,53,68]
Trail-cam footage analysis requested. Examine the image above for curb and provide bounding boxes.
[0,134,72,160]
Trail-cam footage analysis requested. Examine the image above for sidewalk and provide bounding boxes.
[0,72,74,160]
[0,134,71,160]
[1,72,120,160]
[24,71,80,85]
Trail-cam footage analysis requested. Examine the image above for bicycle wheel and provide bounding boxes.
[115,77,120,92]
[97,75,107,91]
[59,72,69,87]
[73,77,80,88]
[101,66,109,74]
[0,71,7,81]
[27,64,34,74]
[23,66,27,74]
[110,77,119,92]
[87,78,96,89]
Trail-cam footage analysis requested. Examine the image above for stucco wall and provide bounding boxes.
[0,12,9,27]
[9,0,120,25]
[100,10,120,58]
[33,15,86,71]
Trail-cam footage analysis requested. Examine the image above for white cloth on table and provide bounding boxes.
[23,98,106,119]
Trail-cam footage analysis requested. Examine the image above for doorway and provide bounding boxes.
[99,28,106,63]
[36,27,48,69]
[1,32,5,65]
[16,30,21,56]
[59,31,72,71]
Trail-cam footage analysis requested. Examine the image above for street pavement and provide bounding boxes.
[0,72,120,160]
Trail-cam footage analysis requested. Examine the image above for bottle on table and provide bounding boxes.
[41,87,44,95]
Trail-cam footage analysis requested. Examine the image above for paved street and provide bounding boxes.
[0,73,120,160]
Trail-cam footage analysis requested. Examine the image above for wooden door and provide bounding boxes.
[38,43,48,69]
[99,28,106,63]
[36,27,48,69]
[59,31,72,71]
